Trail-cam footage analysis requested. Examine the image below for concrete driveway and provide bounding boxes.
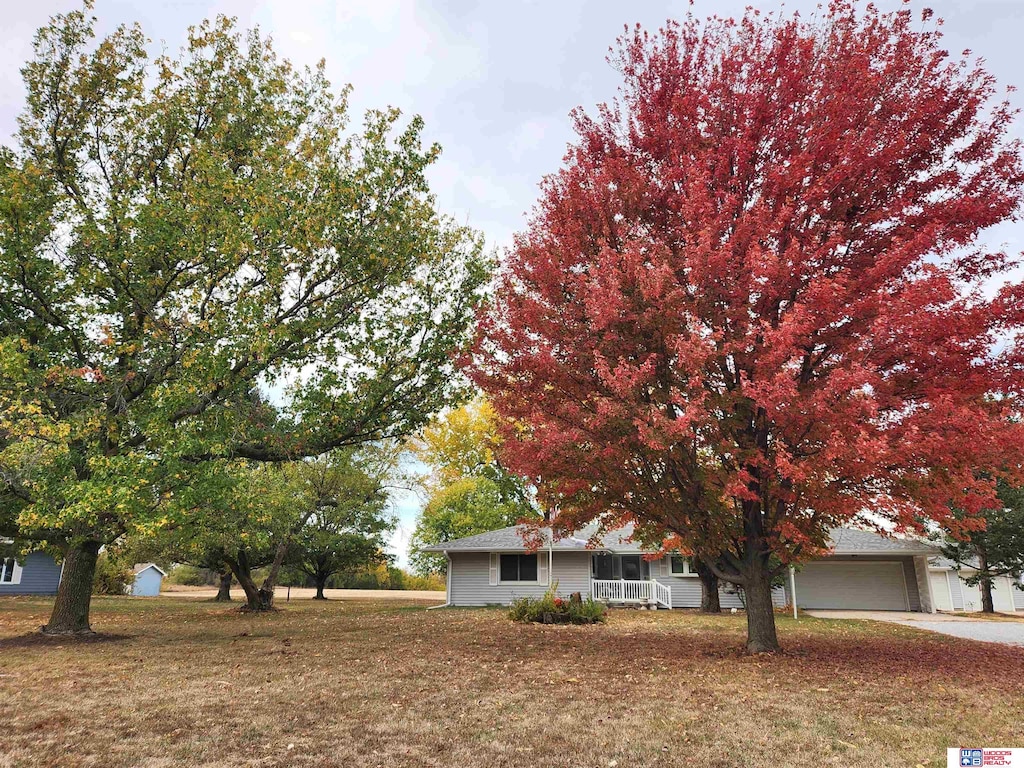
[806,610,1024,647]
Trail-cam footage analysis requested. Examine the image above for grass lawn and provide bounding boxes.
[1,597,1021,767]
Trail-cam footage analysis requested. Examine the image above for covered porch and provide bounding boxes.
[591,578,672,608]
[590,553,672,609]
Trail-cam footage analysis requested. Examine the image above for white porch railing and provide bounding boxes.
[653,580,671,608]
[592,579,671,608]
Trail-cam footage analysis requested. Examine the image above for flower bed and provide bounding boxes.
[509,588,607,625]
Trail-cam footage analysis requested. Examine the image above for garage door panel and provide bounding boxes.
[992,577,1017,612]
[795,562,909,611]
[929,571,953,612]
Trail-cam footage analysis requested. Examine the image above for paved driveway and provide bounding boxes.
[807,610,1024,647]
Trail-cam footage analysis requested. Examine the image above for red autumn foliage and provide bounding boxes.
[470,2,1024,651]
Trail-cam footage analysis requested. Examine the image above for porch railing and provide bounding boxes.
[592,579,671,608]
[653,580,671,608]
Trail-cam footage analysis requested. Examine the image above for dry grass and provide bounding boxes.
[942,611,1024,622]
[1,596,1021,768]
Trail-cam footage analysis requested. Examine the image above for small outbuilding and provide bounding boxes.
[130,563,166,597]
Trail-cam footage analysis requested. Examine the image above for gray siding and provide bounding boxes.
[902,559,922,611]
[0,551,62,595]
[448,551,591,606]
[1014,580,1024,611]
[646,557,786,609]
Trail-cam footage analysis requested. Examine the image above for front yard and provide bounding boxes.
[1,596,1021,767]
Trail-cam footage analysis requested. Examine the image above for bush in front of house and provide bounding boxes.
[509,587,607,625]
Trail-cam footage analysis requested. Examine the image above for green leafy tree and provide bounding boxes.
[940,479,1024,613]
[287,447,396,600]
[409,398,538,576]
[0,6,486,633]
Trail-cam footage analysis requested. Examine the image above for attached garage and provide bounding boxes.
[794,561,910,611]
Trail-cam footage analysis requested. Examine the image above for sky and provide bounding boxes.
[2,0,1023,566]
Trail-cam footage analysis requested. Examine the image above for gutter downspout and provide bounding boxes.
[789,565,798,620]
[427,551,452,610]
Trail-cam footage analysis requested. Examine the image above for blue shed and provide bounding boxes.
[0,551,63,595]
[131,563,166,597]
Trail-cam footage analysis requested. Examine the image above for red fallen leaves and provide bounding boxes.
[470,1,1024,642]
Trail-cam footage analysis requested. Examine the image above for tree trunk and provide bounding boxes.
[214,569,233,602]
[313,575,328,600]
[696,561,721,613]
[743,568,779,654]
[980,580,995,613]
[978,550,995,613]
[226,550,275,612]
[43,539,101,635]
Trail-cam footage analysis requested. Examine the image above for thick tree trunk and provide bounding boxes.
[43,539,101,635]
[696,561,721,613]
[214,569,233,602]
[226,551,276,612]
[235,568,274,611]
[743,568,779,654]
[314,576,328,600]
[980,580,995,613]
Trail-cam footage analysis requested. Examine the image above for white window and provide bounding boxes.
[670,556,700,577]
[499,554,539,583]
[0,557,22,585]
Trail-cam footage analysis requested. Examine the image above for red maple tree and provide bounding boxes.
[471,3,1024,652]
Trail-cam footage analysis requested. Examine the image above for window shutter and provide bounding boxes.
[10,559,22,585]
[488,553,498,586]
[538,553,549,586]
[660,557,669,578]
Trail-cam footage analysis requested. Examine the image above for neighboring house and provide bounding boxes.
[130,563,166,597]
[928,556,1024,613]
[425,524,947,613]
[0,551,63,596]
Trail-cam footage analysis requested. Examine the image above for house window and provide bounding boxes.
[670,556,699,577]
[500,554,538,583]
[1,558,15,583]
[592,554,614,580]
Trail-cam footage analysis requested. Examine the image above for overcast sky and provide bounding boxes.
[3,1,1023,566]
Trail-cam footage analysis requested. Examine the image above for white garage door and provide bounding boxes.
[929,571,953,612]
[795,561,909,610]
[960,576,1017,613]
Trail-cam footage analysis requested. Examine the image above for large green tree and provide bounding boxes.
[0,6,486,633]
[940,479,1024,613]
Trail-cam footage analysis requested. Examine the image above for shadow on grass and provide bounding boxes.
[0,631,132,650]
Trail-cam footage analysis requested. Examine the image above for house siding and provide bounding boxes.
[0,552,62,595]
[902,559,922,611]
[1014,580,1024,611]
[646,557,786,609]
[448,551,591,606]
